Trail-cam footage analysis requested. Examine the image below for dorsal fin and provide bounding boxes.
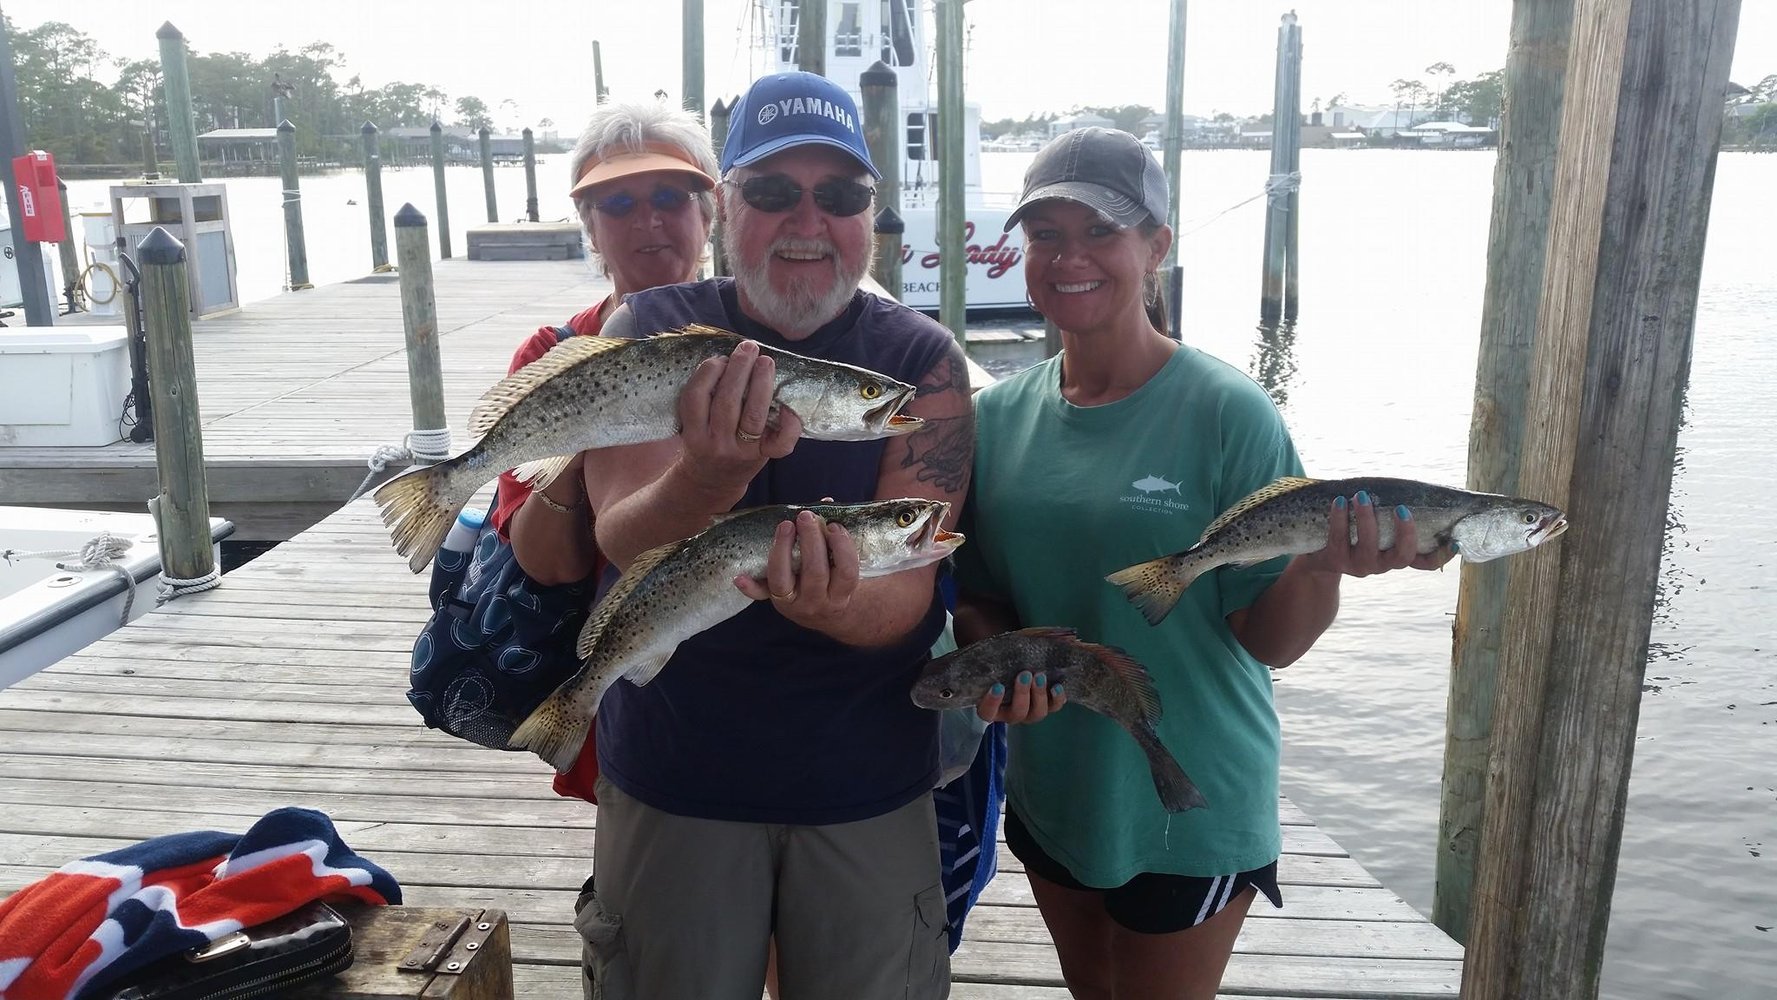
[574,536,687,661]
[1201,476,1321,541]
[468,336,631,437]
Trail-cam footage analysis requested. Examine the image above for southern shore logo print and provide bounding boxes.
[1122,473,1190,513]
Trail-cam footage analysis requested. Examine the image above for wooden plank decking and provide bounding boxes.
[0,264,1460,997]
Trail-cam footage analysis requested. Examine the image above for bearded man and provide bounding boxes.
[570,71,974,1000]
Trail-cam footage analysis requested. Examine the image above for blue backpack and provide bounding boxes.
[406,326,595,750]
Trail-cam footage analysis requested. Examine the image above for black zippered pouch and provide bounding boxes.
[96,901,354,1000]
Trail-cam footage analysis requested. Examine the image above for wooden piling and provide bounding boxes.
[54,179,79,311]
[430,120,453,259]
[1460,1,1742,996]
[1259,12,1301,327]
[795,0,826,76]
[522,127,539,222]
[935,0,966,345]
[593,41,608,101]
[1158,0,1188,339]
[155,22,201,183]
[1433,0,1573,942]
[392,205,449,455]
[479,126,497,223]
[683,0,704,119]
[140,128,159,180]
[361,122,389,271]
[871,207,904,302]
[1283,57,1302,323]
[710,97,730,278]
[276,121,311,290]
[137,227,215,584]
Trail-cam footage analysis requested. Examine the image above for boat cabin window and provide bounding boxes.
[881,0,916,65]
[836,2,863,57]
[778,0,800,63]
[907,112,939,161]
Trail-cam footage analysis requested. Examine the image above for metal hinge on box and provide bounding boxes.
[397,909,499,976]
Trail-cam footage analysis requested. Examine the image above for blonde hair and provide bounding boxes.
[570,99,718,275]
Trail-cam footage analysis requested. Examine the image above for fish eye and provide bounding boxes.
[896,508,918,527]
[1523,512,1539,524]
[860,383,883,400]
[939,687,954,699]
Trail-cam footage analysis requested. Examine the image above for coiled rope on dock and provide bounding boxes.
[348,428,454,504]
[1,533,140,625]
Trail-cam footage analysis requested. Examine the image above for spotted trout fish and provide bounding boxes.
[1107,476,1569,625]
[911,627,1207,812]
[512,499,964,771]
[373,325,925,572]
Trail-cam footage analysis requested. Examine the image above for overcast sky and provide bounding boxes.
[6,0,1772,129]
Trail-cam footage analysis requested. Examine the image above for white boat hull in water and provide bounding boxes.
[0,507,234,689]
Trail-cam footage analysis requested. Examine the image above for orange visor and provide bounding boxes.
[568,140,717,198]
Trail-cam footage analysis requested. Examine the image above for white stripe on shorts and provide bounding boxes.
[1193,875,1224,926]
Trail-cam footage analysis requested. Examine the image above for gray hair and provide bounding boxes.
[571,100,718,276]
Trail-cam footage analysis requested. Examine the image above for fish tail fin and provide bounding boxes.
[1104,552,1205,626]
[1130,723,1209,813]
[511,688,595,773]
[371,462,467,573]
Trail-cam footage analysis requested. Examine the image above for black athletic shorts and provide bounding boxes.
[1005,808,1284,935]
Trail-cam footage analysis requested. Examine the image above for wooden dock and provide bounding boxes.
[0,265,1461,996]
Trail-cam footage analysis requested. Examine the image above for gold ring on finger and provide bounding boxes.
[770,587,797,602]
[736,428,763,443]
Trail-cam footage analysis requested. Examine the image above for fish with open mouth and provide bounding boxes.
[1107,476,1569,625]
[911,627,1208,812]
[511,499,964,771]
[373,324,925,572]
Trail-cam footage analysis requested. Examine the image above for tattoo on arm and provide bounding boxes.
[899,414,972,493]
[916,351,969,398]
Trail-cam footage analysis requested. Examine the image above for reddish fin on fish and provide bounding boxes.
[574,537,687,660]
[1200,476,1320,540]
[1105,555,1193,626]
[1016,627,1165,725]
[468,335,631,437]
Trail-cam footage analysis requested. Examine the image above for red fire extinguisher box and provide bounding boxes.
[13,149,66,244]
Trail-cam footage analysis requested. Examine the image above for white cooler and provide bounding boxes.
[0,326,130,447]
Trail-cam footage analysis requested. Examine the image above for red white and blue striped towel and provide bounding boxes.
[0,806,400,1000]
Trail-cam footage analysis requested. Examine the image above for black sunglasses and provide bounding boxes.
[592,185,694,218]
[736,174,875,218]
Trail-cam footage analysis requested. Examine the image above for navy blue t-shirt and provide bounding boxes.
[596,278,957,824]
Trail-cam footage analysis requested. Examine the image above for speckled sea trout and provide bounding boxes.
[1107,476,1569,626]
[373,325,924,572]
[512,499,964,772]
[912,627,1208,813]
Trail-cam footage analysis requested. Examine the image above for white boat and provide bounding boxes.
[0,506,233,689]
[746,0,1026,312]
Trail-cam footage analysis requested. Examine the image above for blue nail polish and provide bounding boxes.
[1450,540,1462,554]
[1334,496,1347,511]
[1356,490,1371,506]
[1017,672,1031,686]
[990,683,1005,697]
[1034,673,1047,689]
[1396,505,1412,520]
[1052,684,1065,699]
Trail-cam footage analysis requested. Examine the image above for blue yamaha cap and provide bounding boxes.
[721,72,879,178]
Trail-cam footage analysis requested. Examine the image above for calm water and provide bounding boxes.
[66,149,1774,997]
[973,148,1775,1000]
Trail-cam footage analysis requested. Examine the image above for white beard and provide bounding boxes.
[724,228,872,338]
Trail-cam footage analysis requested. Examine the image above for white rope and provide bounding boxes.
[1,532,140,625]
[1265,171,1303,200]
[347,428,453,504]
[157,568,221,605]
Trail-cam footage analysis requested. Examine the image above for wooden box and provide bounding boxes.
[289,905,514,999]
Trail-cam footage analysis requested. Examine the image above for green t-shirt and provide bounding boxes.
[956,346,1304,883]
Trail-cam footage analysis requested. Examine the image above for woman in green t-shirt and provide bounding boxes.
[954,127,1452,999]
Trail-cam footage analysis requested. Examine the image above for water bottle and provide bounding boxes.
[442,508,487,555]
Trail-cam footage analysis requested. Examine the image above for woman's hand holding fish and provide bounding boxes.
[1295,493,1453,579]
[734,510,862,634]
[677,341,803,500]
[973,670,1068,725]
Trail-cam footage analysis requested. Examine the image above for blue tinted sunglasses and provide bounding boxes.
[592,185,694,218]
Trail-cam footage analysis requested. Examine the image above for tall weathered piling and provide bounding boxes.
[393,205,450,464]
[155,23,201,183]
[137,228,216,587]
[361,122,389,271]
[277,121,311,290]
[1458,1,1742,996]
[430,120,453,259]
[795,0,826,75]
[479,126,497,222]
[710,97,730,277]
[683,0,704,119]
[1158,0,1188,339]
[871,207,904,302]
[861,60,902,300]
[523,127,539,222]
[935,0,966,344]
[1259,12,1301,326]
